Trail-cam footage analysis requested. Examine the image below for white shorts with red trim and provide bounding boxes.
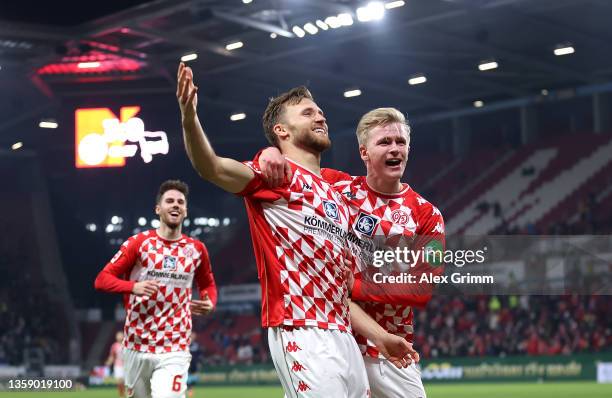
[123,348,191,398]
[268,326,370,398]
[364,356,426,398]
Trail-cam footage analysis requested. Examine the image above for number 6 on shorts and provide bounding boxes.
[172,375,182,392]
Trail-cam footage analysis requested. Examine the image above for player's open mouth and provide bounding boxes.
[313,128,327,136]
[169,211,180,217]
[385,159,402,166]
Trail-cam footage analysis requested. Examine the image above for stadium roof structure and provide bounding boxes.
[1,0,612,146]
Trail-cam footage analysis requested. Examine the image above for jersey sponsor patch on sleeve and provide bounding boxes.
[110,250,124,264]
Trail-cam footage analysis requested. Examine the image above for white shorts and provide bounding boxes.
[114,365,125,380]
[123,348,191,398]
[364,356,426,398]
[268,326,370,398]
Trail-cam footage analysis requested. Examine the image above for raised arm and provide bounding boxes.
[177,63,254,193]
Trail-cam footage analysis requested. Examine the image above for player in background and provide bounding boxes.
[106,331,126,397]
[95,180,217,398]
[259,107,445,398]
[177,63,417,398]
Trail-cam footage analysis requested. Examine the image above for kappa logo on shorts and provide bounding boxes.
[322,200,340,221]
[162,255,177,271]
[297,381,310,392]
[355,213,379,236]
[285,341,302,352]
[291,361,307,372]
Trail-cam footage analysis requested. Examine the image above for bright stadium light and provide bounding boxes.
[325,16,342,29]
[181,53,198,62]
[39,120,58,129]
[541,89,549,96]
[11,142,23,150]
[344,89,362,98]
[270,32,277,39]
[338,13,354,26]
[77,61,100,69]
[138,217,147,226]
[86,223,97,232]
[473,100,484,108]
[151,219,160,228]
[385,1,405,9]
[478,60,498,71]
[223,217,230,226]
[184,218,191,227]
[303,23,318,35]
[554,45,575,56]
[225,41,244,51]
[242,0,252,3]
[315,20,329,30]
[408,74,427,85]
[292,26,306,38]
[230,112,246,121]
[105,224,114,233]
[357,2,385,22]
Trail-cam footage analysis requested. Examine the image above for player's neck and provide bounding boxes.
[281,145,321,176]
[366,174,402,194]
[157,224,182,241]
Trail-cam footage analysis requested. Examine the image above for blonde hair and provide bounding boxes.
[356,107,411,146]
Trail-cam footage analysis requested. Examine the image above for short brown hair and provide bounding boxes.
[356,107,411,146]
[262,86,314,146]
[156,179,189,204]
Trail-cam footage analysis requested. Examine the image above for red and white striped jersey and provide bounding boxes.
[322,168,445,358]
[95,230,217,354]
[238,159,352,332]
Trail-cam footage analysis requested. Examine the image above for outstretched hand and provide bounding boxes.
[177,62,198,122]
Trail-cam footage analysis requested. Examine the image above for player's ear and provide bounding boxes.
[155,204,160,216]
[359,144,368,162]
[273,123,289,142]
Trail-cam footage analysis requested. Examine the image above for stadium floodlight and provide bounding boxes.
[478,60,498,71]
[11,141,23,150]
[225,41,244,51]
[270,33,277,39]
[138,217,147,226]
[181,53,198,62]
[151,219,160,228]
[105,224,114,233]
[541,89,549,96]
[230,112,246,121]
[77,61,100,69]
[303,23,318,35]
[338,13,354,26]
[344,89,362,98]
[325,16,342,29]
[315,20,329,30]
[385,0,405,9]
[357,2,385,22]
[223,217,231,226]
[408,74,427,85]
[242,0,252,3]
[473,100,484,108]
[39,120,58,129]
[183,218,191,227]
[292,26,306,38]
[111,216,123,225]
[554,45,575,56]
[86,223,97,232]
